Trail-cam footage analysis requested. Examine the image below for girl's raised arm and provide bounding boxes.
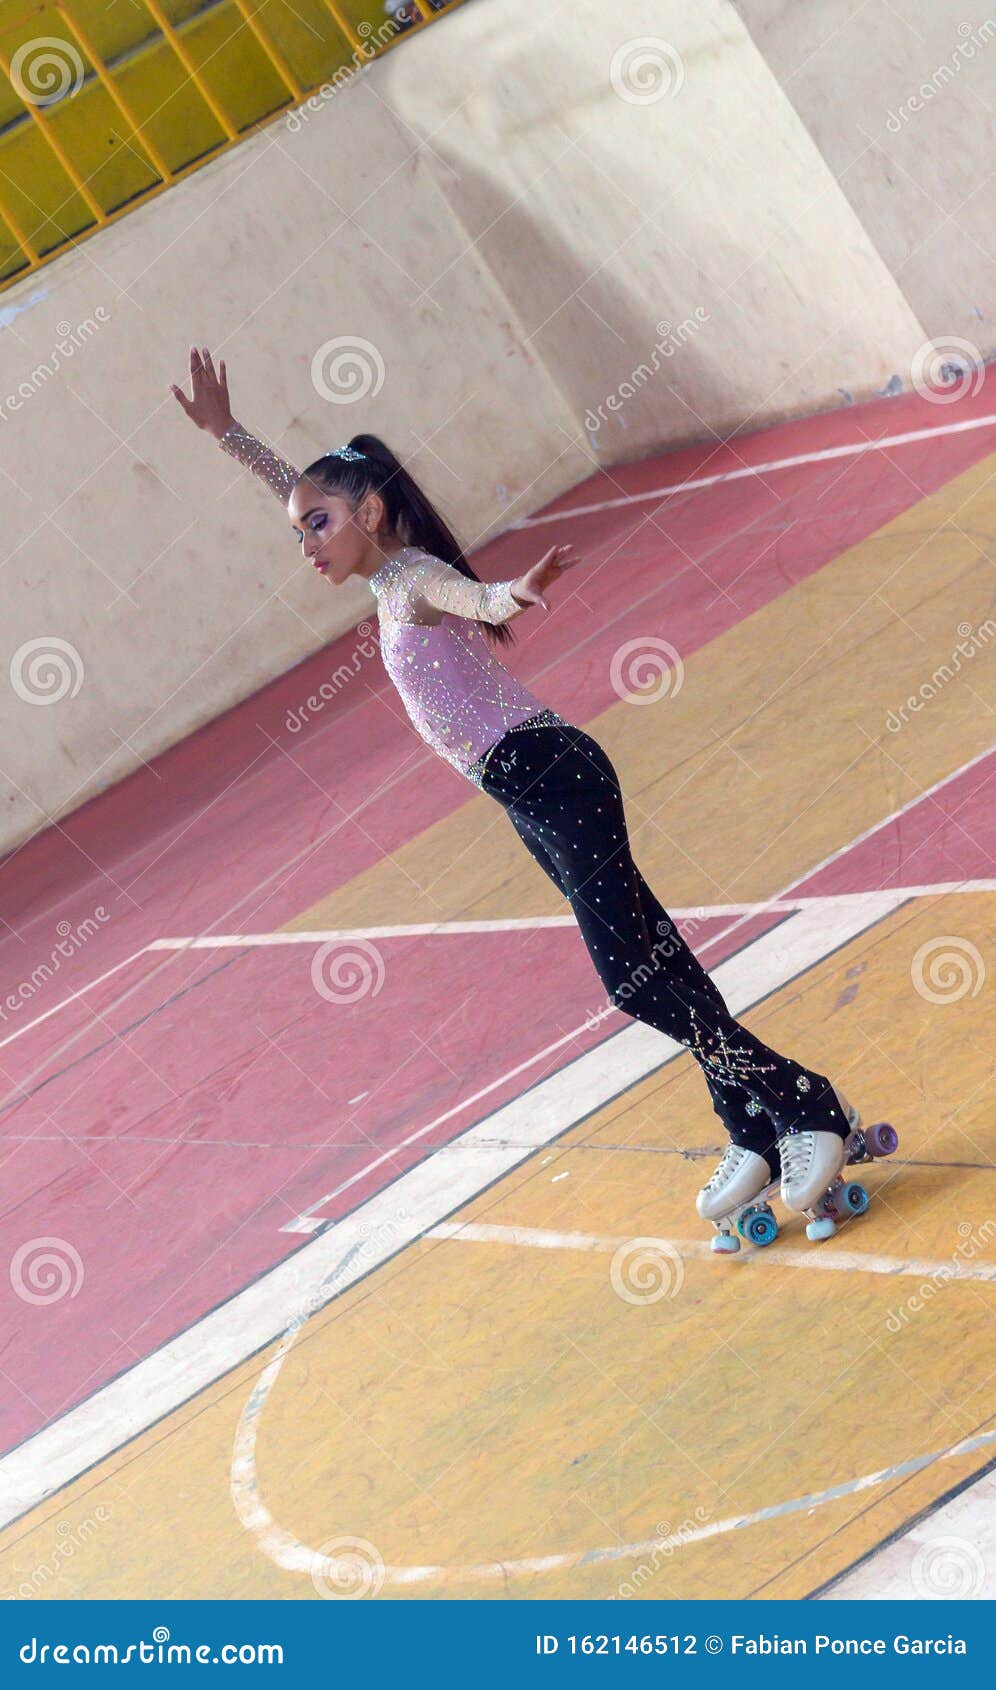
[217,421,301,505]
[169,345,301,505]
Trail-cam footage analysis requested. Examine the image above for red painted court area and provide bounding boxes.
[1,384,994,1457]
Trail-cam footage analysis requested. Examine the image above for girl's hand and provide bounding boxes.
[511,544,581,611]
[169,345,235,440]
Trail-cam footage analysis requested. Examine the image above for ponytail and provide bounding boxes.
[299,435,513,646]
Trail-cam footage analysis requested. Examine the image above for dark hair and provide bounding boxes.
[298,435,513,646]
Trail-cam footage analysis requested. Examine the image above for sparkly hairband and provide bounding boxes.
[326,445,365,462]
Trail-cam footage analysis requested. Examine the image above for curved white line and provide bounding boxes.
[231,1296,996,1587]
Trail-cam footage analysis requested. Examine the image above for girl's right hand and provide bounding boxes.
[169,345,235,440]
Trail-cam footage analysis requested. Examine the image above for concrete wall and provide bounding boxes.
[383,0,924,455]
[734,1,996,347]
[1,0,989,857]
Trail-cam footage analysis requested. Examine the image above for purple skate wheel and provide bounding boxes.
[864,1121,898,1157]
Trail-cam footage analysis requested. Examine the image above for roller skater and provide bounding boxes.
[171,346,899,1265]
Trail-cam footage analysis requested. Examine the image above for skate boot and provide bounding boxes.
[779,1082,898,1240]
[778,1127,848,1218]
[697,1144,779,1254]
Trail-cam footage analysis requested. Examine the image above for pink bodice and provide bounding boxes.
[371,550,548,780]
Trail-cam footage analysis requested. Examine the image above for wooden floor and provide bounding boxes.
[1,386,994,1600]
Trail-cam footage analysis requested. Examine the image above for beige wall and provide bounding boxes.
[384,0,924,453]
[734,2,996,346]
[1,0,986,856]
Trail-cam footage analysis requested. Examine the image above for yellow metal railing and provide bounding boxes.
[0,0,465,289]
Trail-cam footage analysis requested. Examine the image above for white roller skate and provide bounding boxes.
[778,1083,899,1241]
[703,1084,901,1256]
[697,1144,779,1254]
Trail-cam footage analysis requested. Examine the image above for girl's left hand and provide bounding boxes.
[511,544,582,611]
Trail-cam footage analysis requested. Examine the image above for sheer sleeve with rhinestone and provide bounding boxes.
[218,422,301,505]
[404,554,526,625]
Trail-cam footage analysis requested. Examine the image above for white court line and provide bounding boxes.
[427,1222,996,1284]
[143,912,788,953]
[513,413,996,527]
[0,893,903,1529]
[0,951,147,1054]
[142,881,996,952]
[693,744,996,968]
[5,876,983,1055]
[778,746,996,906]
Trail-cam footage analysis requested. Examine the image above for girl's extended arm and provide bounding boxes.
[169,345,300,504]
[408,544,580,622]
[405,555,528,625]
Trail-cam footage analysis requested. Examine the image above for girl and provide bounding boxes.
[171,346,861,1241]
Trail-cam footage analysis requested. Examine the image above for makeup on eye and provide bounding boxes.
[293,514,327,544]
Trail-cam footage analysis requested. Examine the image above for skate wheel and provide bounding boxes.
[864,1121,898,1158]
[744,1208,778,1247]
[736,1205,757,1240]
[841,1181,869,1216]
[807,1216,837,1242]
[711,1232,740,1255]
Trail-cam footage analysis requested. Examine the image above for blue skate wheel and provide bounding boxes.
[745,1208,778,1247]
[736,1206,756,1240]
[842,1181,869,1215]
[806,1215,837,1242]
[711,1232,740,1255]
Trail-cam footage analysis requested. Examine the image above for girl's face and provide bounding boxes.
[288,484,386,586]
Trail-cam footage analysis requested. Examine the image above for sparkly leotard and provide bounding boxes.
[218,423,567,783]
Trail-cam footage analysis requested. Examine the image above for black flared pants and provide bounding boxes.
[479,718,850,1160]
